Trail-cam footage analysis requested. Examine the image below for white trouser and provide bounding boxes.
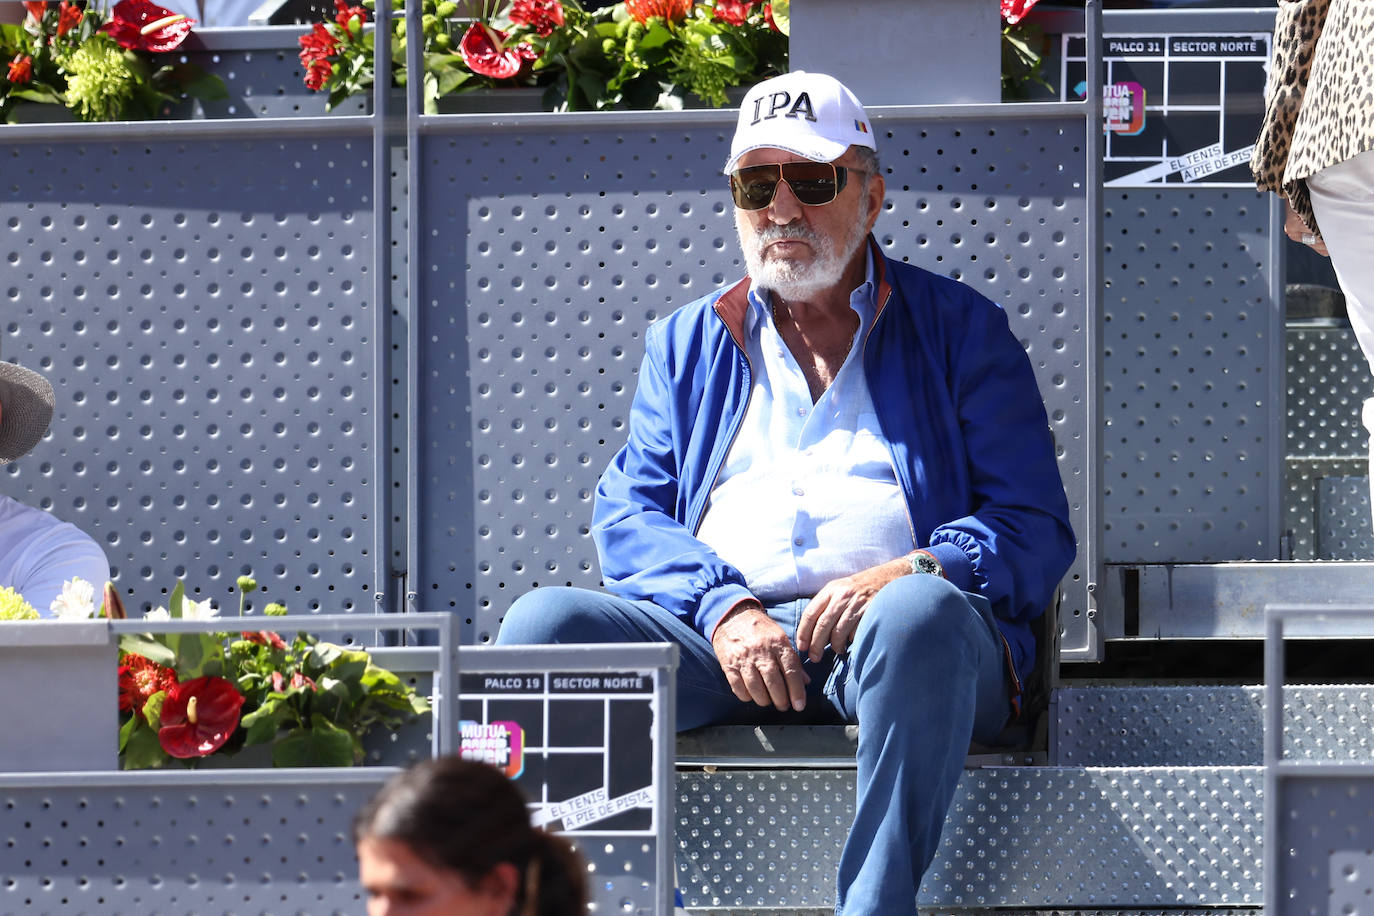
[1308,149,1374,528]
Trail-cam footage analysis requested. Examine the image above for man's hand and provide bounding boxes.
[796,558,910,663]
[711,602,810,712]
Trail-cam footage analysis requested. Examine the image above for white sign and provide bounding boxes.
[537,785,656,831]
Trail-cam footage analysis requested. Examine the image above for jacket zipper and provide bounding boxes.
[689,309,753,537]
[864,284,919,549]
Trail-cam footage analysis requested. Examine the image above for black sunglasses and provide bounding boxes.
[728,162,861,210]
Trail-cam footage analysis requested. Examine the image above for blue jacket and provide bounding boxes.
[592,241,1076,687]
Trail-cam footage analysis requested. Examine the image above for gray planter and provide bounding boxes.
[0,621,117,771]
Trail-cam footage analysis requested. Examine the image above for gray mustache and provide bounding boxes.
[754,225,820,245]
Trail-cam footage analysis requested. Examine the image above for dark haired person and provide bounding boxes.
[354,756,588,916]
[496,71,1075,912]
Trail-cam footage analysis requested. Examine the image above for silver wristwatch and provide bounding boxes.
[908,550,944,578]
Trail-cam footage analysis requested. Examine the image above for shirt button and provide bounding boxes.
[792,487,804,497]
[794,537,804,546]
[796,407,807,417]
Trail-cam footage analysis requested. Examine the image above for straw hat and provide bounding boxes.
[0,338,55,466]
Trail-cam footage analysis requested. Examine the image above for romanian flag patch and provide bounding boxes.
[855,120,869,134]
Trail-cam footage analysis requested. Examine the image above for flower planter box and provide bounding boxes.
[0,621,117,771]
[0,614,456,774]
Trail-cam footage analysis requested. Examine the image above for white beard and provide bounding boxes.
[736,206,871,301]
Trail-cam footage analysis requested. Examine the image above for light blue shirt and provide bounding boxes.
[695,250,916,603]
[0,494,110,616]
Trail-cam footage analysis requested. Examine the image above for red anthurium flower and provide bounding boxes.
[22,2,46,24]
[298,21,338,91]
[332,0,366,35]
[158,676,245,758]
[1001,0,1040,26]
[510,0,564,37]
[459,22,532,79]
[101,0,195,53]
[118,654,177,715]
[712,0,754,26]
[290,671,317,691]
[625,0,693,23]
[241,630,288,649]
[56,0,82,36]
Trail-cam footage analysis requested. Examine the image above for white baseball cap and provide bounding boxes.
[723,71,875,175]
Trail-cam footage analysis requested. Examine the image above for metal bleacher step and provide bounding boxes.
[672,684,1374,913]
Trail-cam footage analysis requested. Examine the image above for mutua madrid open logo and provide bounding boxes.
[459,720,525,779]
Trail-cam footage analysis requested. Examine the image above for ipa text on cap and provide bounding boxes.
[724,71,876,175]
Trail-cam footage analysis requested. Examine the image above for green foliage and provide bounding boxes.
[1,6,226,123]
[1001,20,1052,100]
[310,0,788,113]
[121,718,168,770]
[116,579,430,769]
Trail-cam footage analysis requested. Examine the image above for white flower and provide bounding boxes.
[145,606,171,622]
[49,578,97,620]
[182,595,219,621]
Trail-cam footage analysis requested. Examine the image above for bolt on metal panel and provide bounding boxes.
[1,133,380,614]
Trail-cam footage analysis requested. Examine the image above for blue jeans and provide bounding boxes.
[497,574,1012,915]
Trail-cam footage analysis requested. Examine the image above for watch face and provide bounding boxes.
[912,553,940,576]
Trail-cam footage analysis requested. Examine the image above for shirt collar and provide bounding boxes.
[744,241,878,338]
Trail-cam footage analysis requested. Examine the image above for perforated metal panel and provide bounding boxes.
[0,771,667,915]
[1272,775,1374,916]
[413,108,1094,652]
[1,128,381,614]
[1287,328,1374,459]
[1316,477,1374,560]
[675,766,1263,909]
[1285,326,1374,560]
[1055,685,1374,766]
[178,29,370,120]
[0,773,380,914]
[1102,188,1279,563]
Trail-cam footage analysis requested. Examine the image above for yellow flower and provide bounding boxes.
[62,34,137,121]
[0,586,39,621]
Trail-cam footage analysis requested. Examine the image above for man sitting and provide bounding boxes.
[498,71,1076,914]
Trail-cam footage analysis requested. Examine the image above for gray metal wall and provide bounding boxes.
[2,118,387,617]
[2,30,1100,653]
[1102,188,1281,563]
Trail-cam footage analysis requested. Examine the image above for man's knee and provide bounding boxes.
[497,586,615,645]
[858,574,977,653]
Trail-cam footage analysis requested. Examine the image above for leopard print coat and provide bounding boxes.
[1251,0,1374,236]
